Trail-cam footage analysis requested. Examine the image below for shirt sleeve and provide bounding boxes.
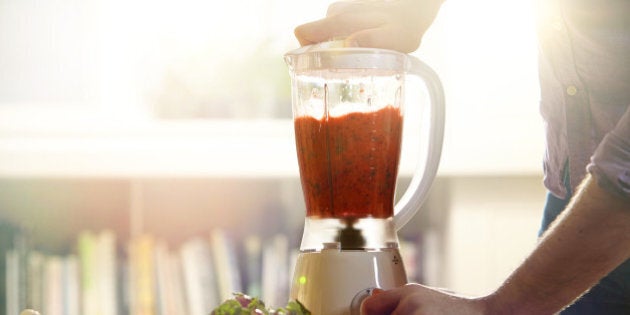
[587,106,630,200]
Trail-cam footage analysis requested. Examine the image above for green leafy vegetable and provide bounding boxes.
[211,293,311,315]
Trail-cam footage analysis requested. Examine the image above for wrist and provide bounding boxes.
[479,286,561,315]
[477,292,520,315]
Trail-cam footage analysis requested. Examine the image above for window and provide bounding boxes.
[0,0,543,176]
[0,0,331,120]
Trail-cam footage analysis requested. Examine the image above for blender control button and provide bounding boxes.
[350,287,378,315]
[392,254,401,265]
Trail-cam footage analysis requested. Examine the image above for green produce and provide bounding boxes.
[211,293,311,315]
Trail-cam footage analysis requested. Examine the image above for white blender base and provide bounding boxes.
[290,248,407,315]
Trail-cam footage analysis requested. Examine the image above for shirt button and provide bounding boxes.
[566,85,578,96]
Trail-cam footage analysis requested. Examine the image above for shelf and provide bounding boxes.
[0,109,545,178]
[0,118,297,178]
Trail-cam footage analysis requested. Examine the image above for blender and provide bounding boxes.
[284,42,445,315]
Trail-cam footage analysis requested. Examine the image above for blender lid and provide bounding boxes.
[284,40,407,72]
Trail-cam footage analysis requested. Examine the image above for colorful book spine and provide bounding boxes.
[128,234,157,315]
[78,231,98,315]
[2,222,28,315]
[210,229,242,303]
[180,237,218,315]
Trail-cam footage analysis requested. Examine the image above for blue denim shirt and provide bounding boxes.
[536,0,630,199]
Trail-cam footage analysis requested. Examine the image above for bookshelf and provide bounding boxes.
[0,177,308,315]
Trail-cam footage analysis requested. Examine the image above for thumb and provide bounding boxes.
[360,287,400,315]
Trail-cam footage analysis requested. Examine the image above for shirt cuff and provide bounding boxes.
[587,108,630,200]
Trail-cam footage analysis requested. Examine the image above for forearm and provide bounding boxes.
[484,175,630,315]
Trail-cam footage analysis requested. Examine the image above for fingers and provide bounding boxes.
[294,11,387,46]
[293,0,429,53]
[294,11,420,52]
[346,24,422,53]
[361,286,405,315]
[361,284,486,315]
[361,283,443,315]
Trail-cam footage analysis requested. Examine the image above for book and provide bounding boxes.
[166,251,188,315]
[6,249,20,315]
[180,237,218,315]
[261,234,289,309]
[128,234,157,315]
[63,255,80,315]
[78,230,98,315]
[119,254,131,315]
[210,229,242,303]
[97,230,118,315]
[155,240,190,315]
[0,221,20,315]
[2,222,28,315]
[42,255,64,315]
[154,241,169,315]
[26,251,45,312]
[243,235,262,298]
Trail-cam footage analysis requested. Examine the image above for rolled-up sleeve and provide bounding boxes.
[587,107,630,200]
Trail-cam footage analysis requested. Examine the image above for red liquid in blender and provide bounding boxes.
[294,106,403,219]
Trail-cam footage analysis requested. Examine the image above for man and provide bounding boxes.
[294,0,630,314]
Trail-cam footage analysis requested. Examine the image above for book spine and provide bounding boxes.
[64,255,80,315]
[128,234,157,315]
[210,229,242,303]
[26,251,44,312]
[243,235,262,298]
[43,256,63,315]
[98,230,118,315]
[180,237,218,315]
[6,249,19,315]
[78,231,97,315]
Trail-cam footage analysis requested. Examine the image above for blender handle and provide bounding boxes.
[393,56,445,230]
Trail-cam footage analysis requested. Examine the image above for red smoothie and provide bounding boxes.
[294,106,403,219]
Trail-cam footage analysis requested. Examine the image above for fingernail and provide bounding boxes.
[371,288,384,295]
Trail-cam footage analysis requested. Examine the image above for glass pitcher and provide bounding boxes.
[285,42,445,251]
